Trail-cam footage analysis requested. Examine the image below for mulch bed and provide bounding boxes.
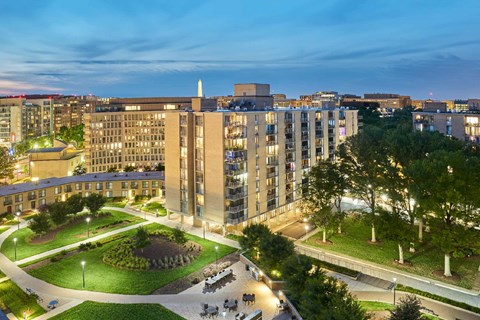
[432,270,461,282]
[134,237,201,259]
[393,259,413,267]
[151,252,240,295]
[22,250,78,272]
[315,239,333,246]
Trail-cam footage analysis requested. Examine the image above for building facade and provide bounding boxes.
[0,172,164,215]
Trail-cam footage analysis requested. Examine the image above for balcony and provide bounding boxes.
[266,129,277,135]
[267,193,277,201]
[266,140,277,146]
[267,203,277,211]
[302,154,310,160]
[226,204,245,214]
[285,128,294,134]
[226,216,246,225]
[225,168,245,176]
[285,118,294,124]
[28,195,37,201]
[3,199,12,205]
[225,180,244,188]
[226,132,246,139]
[302,145,310,151]
[225,121,247,127]
[226,192,246,200]
[267,171,277,178]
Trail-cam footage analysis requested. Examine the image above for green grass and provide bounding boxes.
[225,234,241,242]
[142,202,167,216]
[50,301,185,320]
[28,223,236,294]
[359,300,394,311]
[304,217,480,289]
[1,210,144,261]
[104,199,128,208]
[0,226,8,234]
[0,269,5,278]
[0,280,45,319]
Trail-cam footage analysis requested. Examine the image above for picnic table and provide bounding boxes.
[224,299,237,310]
[243,293,255,304]
[205,269,233,286]
[206,305,219,317]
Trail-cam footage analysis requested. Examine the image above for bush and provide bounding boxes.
[5,213,14,221]
[50,256,59,262]
[78,242,95,251]
[103,239,149,270]
[134,195,151,202]
[61,250,68,256]
[96,242,103,248]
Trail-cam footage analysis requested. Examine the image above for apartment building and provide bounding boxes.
[412,111,480,143]
[164,107,358,232]
[342,93,411,110]
[0,172,164,215]
[52,95,97,131]
[0,96,52,148]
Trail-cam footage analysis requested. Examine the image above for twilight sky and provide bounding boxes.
[1,0,479,100]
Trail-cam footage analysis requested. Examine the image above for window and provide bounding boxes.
[15,194,23,202]
[40,198,46,206]
[75,183,82,190]
[152,181,159,188]
[106,191,113,197]
[142,189,149,196]
[54,187,61,194]
[121,182,128,189]
[15,204,23,212]
[96,182,103,190]
[106,182,113,189]
[131,181,138,188]
[39,189,46,197]
[85,183,92,190]
[142,181,149,188]
[64,185,72,193]
[121,190,128,197]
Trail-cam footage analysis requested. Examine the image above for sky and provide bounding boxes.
[1,0,479,100]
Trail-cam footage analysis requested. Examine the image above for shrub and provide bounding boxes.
[50,256,59,262]
[61,250,68,256]
[102,239,149,270]
[5,213,14,221]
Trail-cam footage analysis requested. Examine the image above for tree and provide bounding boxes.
[376,209,415,264]
[300,276,369,320]
[407,150,480,276]
[48,202,70,225]
[29,212,51,236]
[258,233,295,271]
[172,227,188,254]
[239,224,271,257]
[73,163,87,176]
[107,167,118,173]
[0,146,15,182]
[302,160,346,242]
[282,254,322,302]
[134,226,151,253]
[84,193,106,216]
[57,124,84,148]
[155,163,165,171]
[124,165,137,172]
[66,194,84,214]
[388,295,422,320]
[337,127,389,242]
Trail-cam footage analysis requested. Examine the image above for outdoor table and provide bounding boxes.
[225,300,236,310]
[243,294,254,303]
[207,306,218,315]
[205,269,232,287]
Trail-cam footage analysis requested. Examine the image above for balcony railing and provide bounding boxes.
[225,180,244,188]
[226,204,245,214]
[226,192,246,200]
[226,216,246,225]
[267,171,277,178]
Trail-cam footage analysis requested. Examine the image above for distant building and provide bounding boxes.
[454,100,469,111]
[311,91,339,108]
[468,99,480,111]
[423,100,447,112]
[52,95,98,131]
[27,140,84,179]
[342,93,411,111]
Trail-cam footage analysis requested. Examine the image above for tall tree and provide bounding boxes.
[282,254,322,303]
[66,194,84,214]
[172,227,188,254]
[407,150,480,276]
[84,193,106,216]
[48,202,70,225]
[134,226,151,253]
[0,146,15,182]
[302,160,347,242]
[258,233,295,271]
[73,163,87,175]
[337,127,388,242]
[239,223,271,257]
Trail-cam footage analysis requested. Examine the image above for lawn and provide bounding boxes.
[304,217,480,289]
[0,269,4,278]
[0,280,45,319]
[143,202,167,216]
[359,301,441,319]
[50,301,185,320]
[28,223,237,294]
[0,226,8,234]
[104,198,128,208]
[1,210,144,261]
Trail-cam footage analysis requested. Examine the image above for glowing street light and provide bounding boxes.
[392,277,397,306]
[305,225,309,238]
[81,261,86,288]
[202,221,206,240]
[215,245,219,266]
[86,217,91,238]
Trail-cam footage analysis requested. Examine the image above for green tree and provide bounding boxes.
[29,212,51,236]
[134,226,151,253]
[239,224,271,258]
[172,227,188,254]
[73,162,87,175]
[48,202,70,225]
[155,163,165,171]
[282,254,322,302]
[107,167,118,173]
[337,127,389,242]
[302,160,346,242]
[388,294,422,320]
[84,193,106,216]
[407,150,480,276]
[66,194,84,214]
[0,146,15,182]
[300,276,369,320]
[258,233,295,271]
[57,124,84,148]
[124,165,137,172]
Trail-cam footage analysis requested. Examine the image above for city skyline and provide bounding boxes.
[1,0,480,100]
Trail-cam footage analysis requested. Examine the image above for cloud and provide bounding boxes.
[0,79,63,95]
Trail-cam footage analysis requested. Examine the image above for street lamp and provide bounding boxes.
[13,238,17,261]
[215,245,218,267]
[15,164,20,181]
[202,221,206,240]
[16,212,20,230]
[304,225,309,238]
[392,277,397,306]
[81,261,86,288]
[143,204,146,220]
[86,217,91,238]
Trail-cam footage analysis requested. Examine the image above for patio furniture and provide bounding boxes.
[235,312,246,320]
[207,306,219,318]
[225,299,237,310]
[201,302,208,310]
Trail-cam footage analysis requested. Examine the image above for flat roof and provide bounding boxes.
[0,172,164,197]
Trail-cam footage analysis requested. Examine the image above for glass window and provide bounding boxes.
[142,181,149,188]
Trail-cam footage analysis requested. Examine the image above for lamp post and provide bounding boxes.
[392,277,397,306]
[304,225,309,238]
[143,204,146,220]
[13,238,17,261]
[203,221,206,240]
[81,261,86,288]
[215,245,218,267]
[15,164,20,181]
[86,217,91,238]
[16,212,20,230]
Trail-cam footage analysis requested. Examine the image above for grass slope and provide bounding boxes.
[1,210,143,261]
[28,223,236,294]
[0,280,45,319]
[304,217,479,289]
[50,301,185,320]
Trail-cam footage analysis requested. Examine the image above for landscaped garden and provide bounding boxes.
[27,223,236,294]
[49,301,185,320]
[142,202,167,216]
[0,280,45,319]
[0,210,144,261]
[304,216,480,289]
[0,226,8,234]
[104,197,128,208]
